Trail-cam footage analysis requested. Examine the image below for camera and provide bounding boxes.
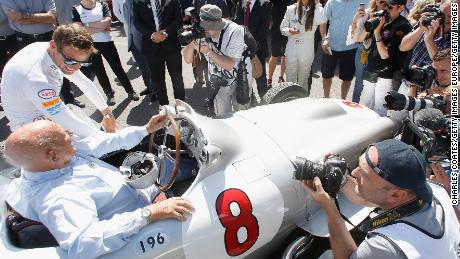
[294,154,348,197]
[203,73,228,108]
[384,91,447,112]
[405,65,436,92]
[364,10,390,32]
[420,4,445,27]
[179,7,206,46]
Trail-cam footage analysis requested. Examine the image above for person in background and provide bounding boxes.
[0,4,17,80]
[281,0,326,94]
[321,0,362,99]
[399,0,451,96]
[133,0,185,106]
[123,0,157,102]
[234,0,272,98]
[407,0,435,25]
[1,0,56,50]
[73,0,139,106]
[267,0,293,88]
[346,0,386,103]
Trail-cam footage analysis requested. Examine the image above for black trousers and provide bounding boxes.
[255,51,268,97]
[143,41,185,105]
[0,35,17,76]
[90,41,134,95]
[15,31,53,50]
[131,42,153,92]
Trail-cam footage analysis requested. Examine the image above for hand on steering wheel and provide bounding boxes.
[149,114,181,191]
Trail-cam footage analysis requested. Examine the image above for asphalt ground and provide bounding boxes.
[0,21,355,141]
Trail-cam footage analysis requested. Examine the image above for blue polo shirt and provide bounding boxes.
[1,0,55,34]
[324,0,364,51]
[0,3,14,36]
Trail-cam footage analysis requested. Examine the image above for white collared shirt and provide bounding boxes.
[5,126,160,259]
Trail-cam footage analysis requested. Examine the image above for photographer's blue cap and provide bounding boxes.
[365,139,433,205]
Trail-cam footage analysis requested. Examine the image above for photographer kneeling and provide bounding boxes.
[357,0,412,116]
[304,139,460,258]
[183,4,252,116]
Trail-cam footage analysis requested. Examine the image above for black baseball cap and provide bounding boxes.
[386,0,407,5]
[364,139,433,205]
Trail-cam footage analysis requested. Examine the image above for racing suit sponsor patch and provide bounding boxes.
[41,97,63,115]
[38,89,56,99]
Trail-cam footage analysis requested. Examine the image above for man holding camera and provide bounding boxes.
[399,0,452,96]
[183,4,252,116]
[358,0,412,116]
[304,139,460,258]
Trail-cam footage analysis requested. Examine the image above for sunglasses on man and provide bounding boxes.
[57,47,92,66]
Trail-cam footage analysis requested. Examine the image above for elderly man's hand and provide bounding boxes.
[101,116,116,133]
[6,10,22,22]
[429,163,451,194]
[148,197,194,222]
[145,114,168,134]
[303,177,336,212]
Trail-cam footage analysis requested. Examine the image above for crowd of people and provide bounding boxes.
[0,0,458,258]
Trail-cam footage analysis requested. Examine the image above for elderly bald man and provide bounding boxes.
[4,117,194,259]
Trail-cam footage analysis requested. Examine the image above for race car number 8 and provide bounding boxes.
[216,188,259,256]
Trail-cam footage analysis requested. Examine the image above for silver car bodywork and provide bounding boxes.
[0,98,399,258]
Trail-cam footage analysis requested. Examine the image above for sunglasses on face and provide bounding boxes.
[377,1,387,4]
[57,47,92,66]
[386,4,400,10]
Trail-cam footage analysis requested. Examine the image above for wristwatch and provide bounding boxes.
[141,207,152,223]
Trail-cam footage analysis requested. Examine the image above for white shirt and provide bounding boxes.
[5,126,159,259]
[74,2,112,42]
[280,4,326,41]
[0,42,108,138]
[150,0,161,31]
[205,21,252,94]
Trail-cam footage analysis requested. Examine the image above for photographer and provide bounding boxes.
[357,0,412,116]
[399,0,451,95]
[304,139,460,258]
[183,4,252,116]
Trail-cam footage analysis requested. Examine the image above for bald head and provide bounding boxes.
[5,120,75,171]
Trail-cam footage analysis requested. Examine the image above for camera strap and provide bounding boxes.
[359,197,426,232]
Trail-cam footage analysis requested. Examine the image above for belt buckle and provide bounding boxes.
[0,35,7,40]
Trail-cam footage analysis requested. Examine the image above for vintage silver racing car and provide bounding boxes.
[0,84,401,258]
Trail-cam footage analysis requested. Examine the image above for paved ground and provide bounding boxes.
[0,21,355,141]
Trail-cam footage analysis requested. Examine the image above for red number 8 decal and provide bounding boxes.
[215,188,259,256]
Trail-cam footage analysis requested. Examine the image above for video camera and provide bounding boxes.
[364,10,390,32]
[179,7,206,46]
[384,91,447,112]
[420,4,445,27]
[405,65,436,92]
[294,155,348,197]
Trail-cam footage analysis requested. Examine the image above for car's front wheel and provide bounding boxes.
[262,82,309,104]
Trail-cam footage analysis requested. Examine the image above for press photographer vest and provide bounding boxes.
[371,183,460,259]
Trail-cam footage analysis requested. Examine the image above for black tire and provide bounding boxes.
[262,82,309,105]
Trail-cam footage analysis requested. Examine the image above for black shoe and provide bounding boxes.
[106,94,116,106]
[128,92,139,101]
[72,99,86,108]
[139,88,152,96]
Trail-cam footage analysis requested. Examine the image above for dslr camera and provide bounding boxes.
[405,65,436,92]
[294,154,348,197]
[179,7,206,46]
[203,73,228,108]
[364,10,390,32]
[384,91,447,112]
[421,4,445,27]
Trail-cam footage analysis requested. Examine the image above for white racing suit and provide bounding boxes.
[280,3,326,92]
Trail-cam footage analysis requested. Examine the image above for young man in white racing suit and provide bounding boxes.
[1,24,116,137]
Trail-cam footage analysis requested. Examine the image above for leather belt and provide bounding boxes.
[16,31,53,40]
